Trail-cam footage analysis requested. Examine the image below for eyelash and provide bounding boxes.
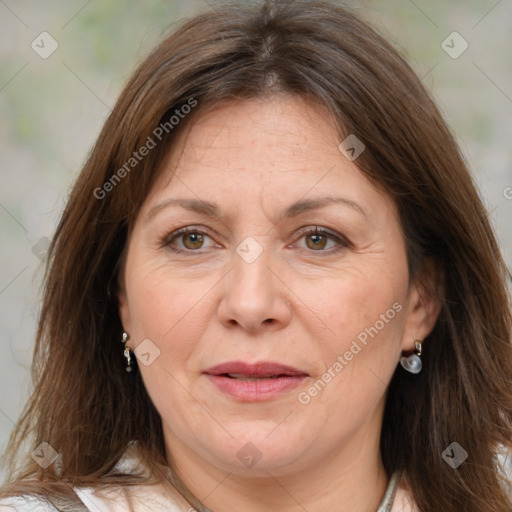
[161,226,350,255]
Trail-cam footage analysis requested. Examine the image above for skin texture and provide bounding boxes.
[118,94,440,512]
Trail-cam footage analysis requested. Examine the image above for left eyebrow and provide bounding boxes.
[282,196,367,219]
[144,196,367,223]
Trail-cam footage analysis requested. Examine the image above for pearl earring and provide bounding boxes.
[122,332,135,373]
[400,340,423,374]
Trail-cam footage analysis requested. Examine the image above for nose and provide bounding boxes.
[217,244,292,333]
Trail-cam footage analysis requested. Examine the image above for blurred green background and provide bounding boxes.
[1,0,511,478]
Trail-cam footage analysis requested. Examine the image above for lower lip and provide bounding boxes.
[205,374,308,401]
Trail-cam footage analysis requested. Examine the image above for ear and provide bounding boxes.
[400,260,443,352]
[116,253,132,335]
[117,286,132,335]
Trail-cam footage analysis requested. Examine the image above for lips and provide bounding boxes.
[204,361,308,378]
[204,361,309,401]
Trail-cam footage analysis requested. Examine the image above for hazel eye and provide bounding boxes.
[297,227,349,252]
[163,227,218,253]
[304,231,330,250]
[161,225,349,255]
[181,231,206,250]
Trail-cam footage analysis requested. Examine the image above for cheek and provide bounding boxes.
[296,259,407,397]
[297,264,406,341]
[124,259,211,354]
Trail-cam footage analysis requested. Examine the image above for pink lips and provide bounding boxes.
[204,361,309,401]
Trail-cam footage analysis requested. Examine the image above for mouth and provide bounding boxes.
[204,361,309,401]
[220,374,291,381]
[205,361,308,378]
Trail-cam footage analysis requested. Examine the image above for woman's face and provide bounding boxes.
[118,95,436,479]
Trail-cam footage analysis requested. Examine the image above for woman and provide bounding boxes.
[1,1,511,511]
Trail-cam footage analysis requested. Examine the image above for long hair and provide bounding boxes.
[2,1,511,511]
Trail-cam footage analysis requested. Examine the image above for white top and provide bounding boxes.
[0,447,418,511]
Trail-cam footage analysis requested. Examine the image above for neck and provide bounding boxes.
[164,429,389,512]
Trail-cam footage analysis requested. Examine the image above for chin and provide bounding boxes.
[192,425,313,476]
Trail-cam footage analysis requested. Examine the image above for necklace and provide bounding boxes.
[376,471,401,512]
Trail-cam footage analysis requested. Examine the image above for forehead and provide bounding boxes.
[138,95,395,224]
[170,95,339,172]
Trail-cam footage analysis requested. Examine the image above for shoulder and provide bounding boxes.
[0,446,189,512]
[0,495,58,511]
[73,481,190,512]
[0,482,189,512]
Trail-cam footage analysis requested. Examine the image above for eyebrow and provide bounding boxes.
[145,196,366,223]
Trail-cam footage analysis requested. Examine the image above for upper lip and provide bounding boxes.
[204,361,309,377]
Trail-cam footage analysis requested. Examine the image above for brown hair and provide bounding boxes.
[2,1,511,511]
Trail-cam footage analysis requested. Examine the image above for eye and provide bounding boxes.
[162,227,218,253]
[295,227,349,252]
[161,225,349,255]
